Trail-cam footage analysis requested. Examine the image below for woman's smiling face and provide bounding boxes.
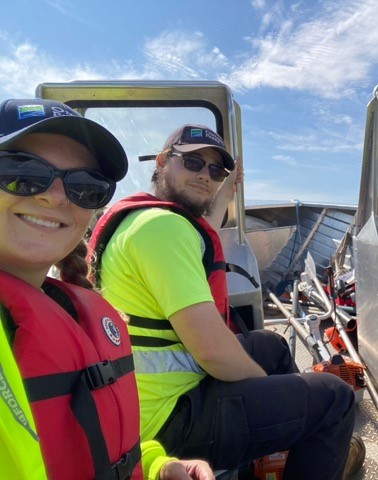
[0,132,97,285]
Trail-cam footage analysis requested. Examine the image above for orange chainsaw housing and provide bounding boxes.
[253,451,288,480]
[312,355,365,391]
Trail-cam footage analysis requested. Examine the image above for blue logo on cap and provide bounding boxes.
[190,128,203,138]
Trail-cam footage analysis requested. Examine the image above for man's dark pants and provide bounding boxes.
[156,330,355,480]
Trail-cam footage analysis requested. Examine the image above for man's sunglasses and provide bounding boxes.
[0,151,115,209]
[169,152,229,182]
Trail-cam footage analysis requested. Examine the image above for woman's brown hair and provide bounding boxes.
[55,239,94,290]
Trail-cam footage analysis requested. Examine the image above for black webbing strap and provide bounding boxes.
[25,370,82,402]
[226,262,260,289]
[71,371,115,479]
[129,315,173,330]
[112,441,141,480]
[229,306,250,339]
[25,355,135,480]
[205,261,258,338]
[225,262,259,337]
[207,261,260,291]
[25,355,134,402]
[207,260,227,274]
[71,355,135,480]
[128,315,178,347]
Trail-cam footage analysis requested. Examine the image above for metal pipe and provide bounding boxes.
[264,317,305,326]
[271,283,378,408]
[299,285,356,330]
[303,282,378,409]
[331,311,378,409]
[289,280,301,358]
[303,256,334,321]
[226,85,245,246]
[267,289,323,364]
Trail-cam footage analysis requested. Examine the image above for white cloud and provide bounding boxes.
[43,0,90,24]
[273,154,298,166]
[0,28,229,101]
[312,103,353,125]
[266,129,362,154]
[0,40,104,99]
[0,35,157,101]
[251,0,266,9]
[143,30,228,78]
[221,0,378,98]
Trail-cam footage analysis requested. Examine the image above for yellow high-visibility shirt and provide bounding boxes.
[0,312,47,480]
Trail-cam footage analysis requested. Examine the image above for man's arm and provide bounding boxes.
[205,160,243,232]
[169,302,266,380]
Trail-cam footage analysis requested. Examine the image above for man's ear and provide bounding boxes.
[156,152,166,167]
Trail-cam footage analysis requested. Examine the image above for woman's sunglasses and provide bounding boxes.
[169,152,229,182]
[0,151,115,209]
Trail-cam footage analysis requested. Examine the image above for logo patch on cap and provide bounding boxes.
[190,128,203,138]
[102,317,121,346]
[205,129,224,146]
[18,105,46,120]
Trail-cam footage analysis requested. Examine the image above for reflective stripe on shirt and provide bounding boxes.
[133,350,204,374]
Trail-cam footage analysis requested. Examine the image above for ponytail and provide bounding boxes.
[55,239,94,290]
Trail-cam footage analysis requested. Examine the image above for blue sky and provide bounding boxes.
[1,0,377,206]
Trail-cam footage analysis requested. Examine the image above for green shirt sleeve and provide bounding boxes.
[141,440,178,480]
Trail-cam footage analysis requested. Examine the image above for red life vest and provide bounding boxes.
[0,271,142,480]
[89,192,230,326]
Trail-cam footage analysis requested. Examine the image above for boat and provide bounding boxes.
[36,80,378,479]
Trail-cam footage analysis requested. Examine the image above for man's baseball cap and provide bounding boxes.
[0,98,128,181]
[163,124,235,170]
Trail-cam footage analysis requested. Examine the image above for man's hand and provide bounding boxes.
[160,459,215,480]
[223,158,243,197]
[205,159,243,231]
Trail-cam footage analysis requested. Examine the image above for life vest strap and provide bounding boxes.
[24,354,134,401]
[72,371,115,479]
[128,315,178,347]
[229,306,251,339]
[112,441,141,480]
[70,355,137,480]
[129,315,173,330]
[24,354,137,479]
[207,261,260,290]
[85,355,134,390]
[226,262,260,289]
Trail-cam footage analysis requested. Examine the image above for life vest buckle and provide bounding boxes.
[85,360,115,390]
[112,453,132,480]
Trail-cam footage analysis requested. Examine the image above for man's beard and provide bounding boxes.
[155,175,213,217]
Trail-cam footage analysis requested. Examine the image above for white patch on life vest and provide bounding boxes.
[101,317,121,346]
